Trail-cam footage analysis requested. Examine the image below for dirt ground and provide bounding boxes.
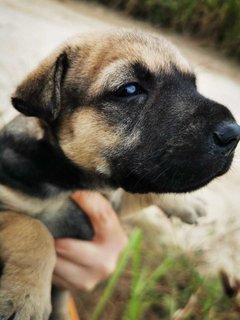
[1,0,240,277]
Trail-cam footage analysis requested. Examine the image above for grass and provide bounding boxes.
[86,0,240,61]
[91,229,142,320]
[76,220,240,319]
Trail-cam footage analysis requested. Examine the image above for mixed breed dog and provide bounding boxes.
[0,29,239,319]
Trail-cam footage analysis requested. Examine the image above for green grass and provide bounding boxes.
[78,222,240,320]
[87,0,240,61]
[91,229,142,320]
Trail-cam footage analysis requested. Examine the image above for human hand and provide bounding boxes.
[53,191,128,292]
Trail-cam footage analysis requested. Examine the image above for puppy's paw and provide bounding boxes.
[0,282,52,320]
[0,213,56,320]
[158,194,207,224]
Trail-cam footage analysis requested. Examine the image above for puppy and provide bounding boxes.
[0,29,239,320]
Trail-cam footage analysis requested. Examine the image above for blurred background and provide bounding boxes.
[1,0,240,319]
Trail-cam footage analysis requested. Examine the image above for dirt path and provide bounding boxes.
[1,0,240,276]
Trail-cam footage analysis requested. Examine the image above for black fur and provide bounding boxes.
[0,128,82,197]
[38,198,94,240]
[12,53,69,121]
[50,287,68,320]
[0,117,114,199]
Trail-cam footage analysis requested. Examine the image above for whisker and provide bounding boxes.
[130,158,170,190]
[152,166,170,184]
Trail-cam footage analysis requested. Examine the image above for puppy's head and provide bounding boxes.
[12,29,240,193]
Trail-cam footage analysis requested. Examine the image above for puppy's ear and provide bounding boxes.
[12,52,68,121]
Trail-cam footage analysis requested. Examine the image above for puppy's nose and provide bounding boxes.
[214,123,240,155]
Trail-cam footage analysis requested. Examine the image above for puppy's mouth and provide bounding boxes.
[111,153,233,194]
[110,119,239,194]
[179,157,232,192]
[166,165,229,193]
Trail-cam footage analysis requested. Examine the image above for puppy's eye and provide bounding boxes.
[114,83,145,98]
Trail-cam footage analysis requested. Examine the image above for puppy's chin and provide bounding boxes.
[173,160,232,193]
[110,154,233,194]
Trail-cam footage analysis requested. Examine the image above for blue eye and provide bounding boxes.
[126,85,137,94]
[114,82,145,98]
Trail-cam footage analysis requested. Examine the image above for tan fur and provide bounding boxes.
[106,189,205,224]
[86,33,191,96]
[15,29,191,108]
[61,30,192,98]
[118,191,206,224]
[0,184,69,216]
[0,212,55,318]
[59,108,120,175]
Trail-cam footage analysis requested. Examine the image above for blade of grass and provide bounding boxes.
[91,228,142,320]
[137,255,176,317]
[141,255,175,294]
[124,252,176,319]
[123,229,143,320]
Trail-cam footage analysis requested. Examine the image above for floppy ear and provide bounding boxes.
[11,52,68,122]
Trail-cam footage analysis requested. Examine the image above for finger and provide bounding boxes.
[55,238,121,278]
[71,191,120,240]
[55,238,102,267]
[54,256,100,291]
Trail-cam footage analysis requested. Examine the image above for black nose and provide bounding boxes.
[214,123,240,155]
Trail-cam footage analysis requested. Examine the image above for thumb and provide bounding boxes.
[71,191,119,241]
